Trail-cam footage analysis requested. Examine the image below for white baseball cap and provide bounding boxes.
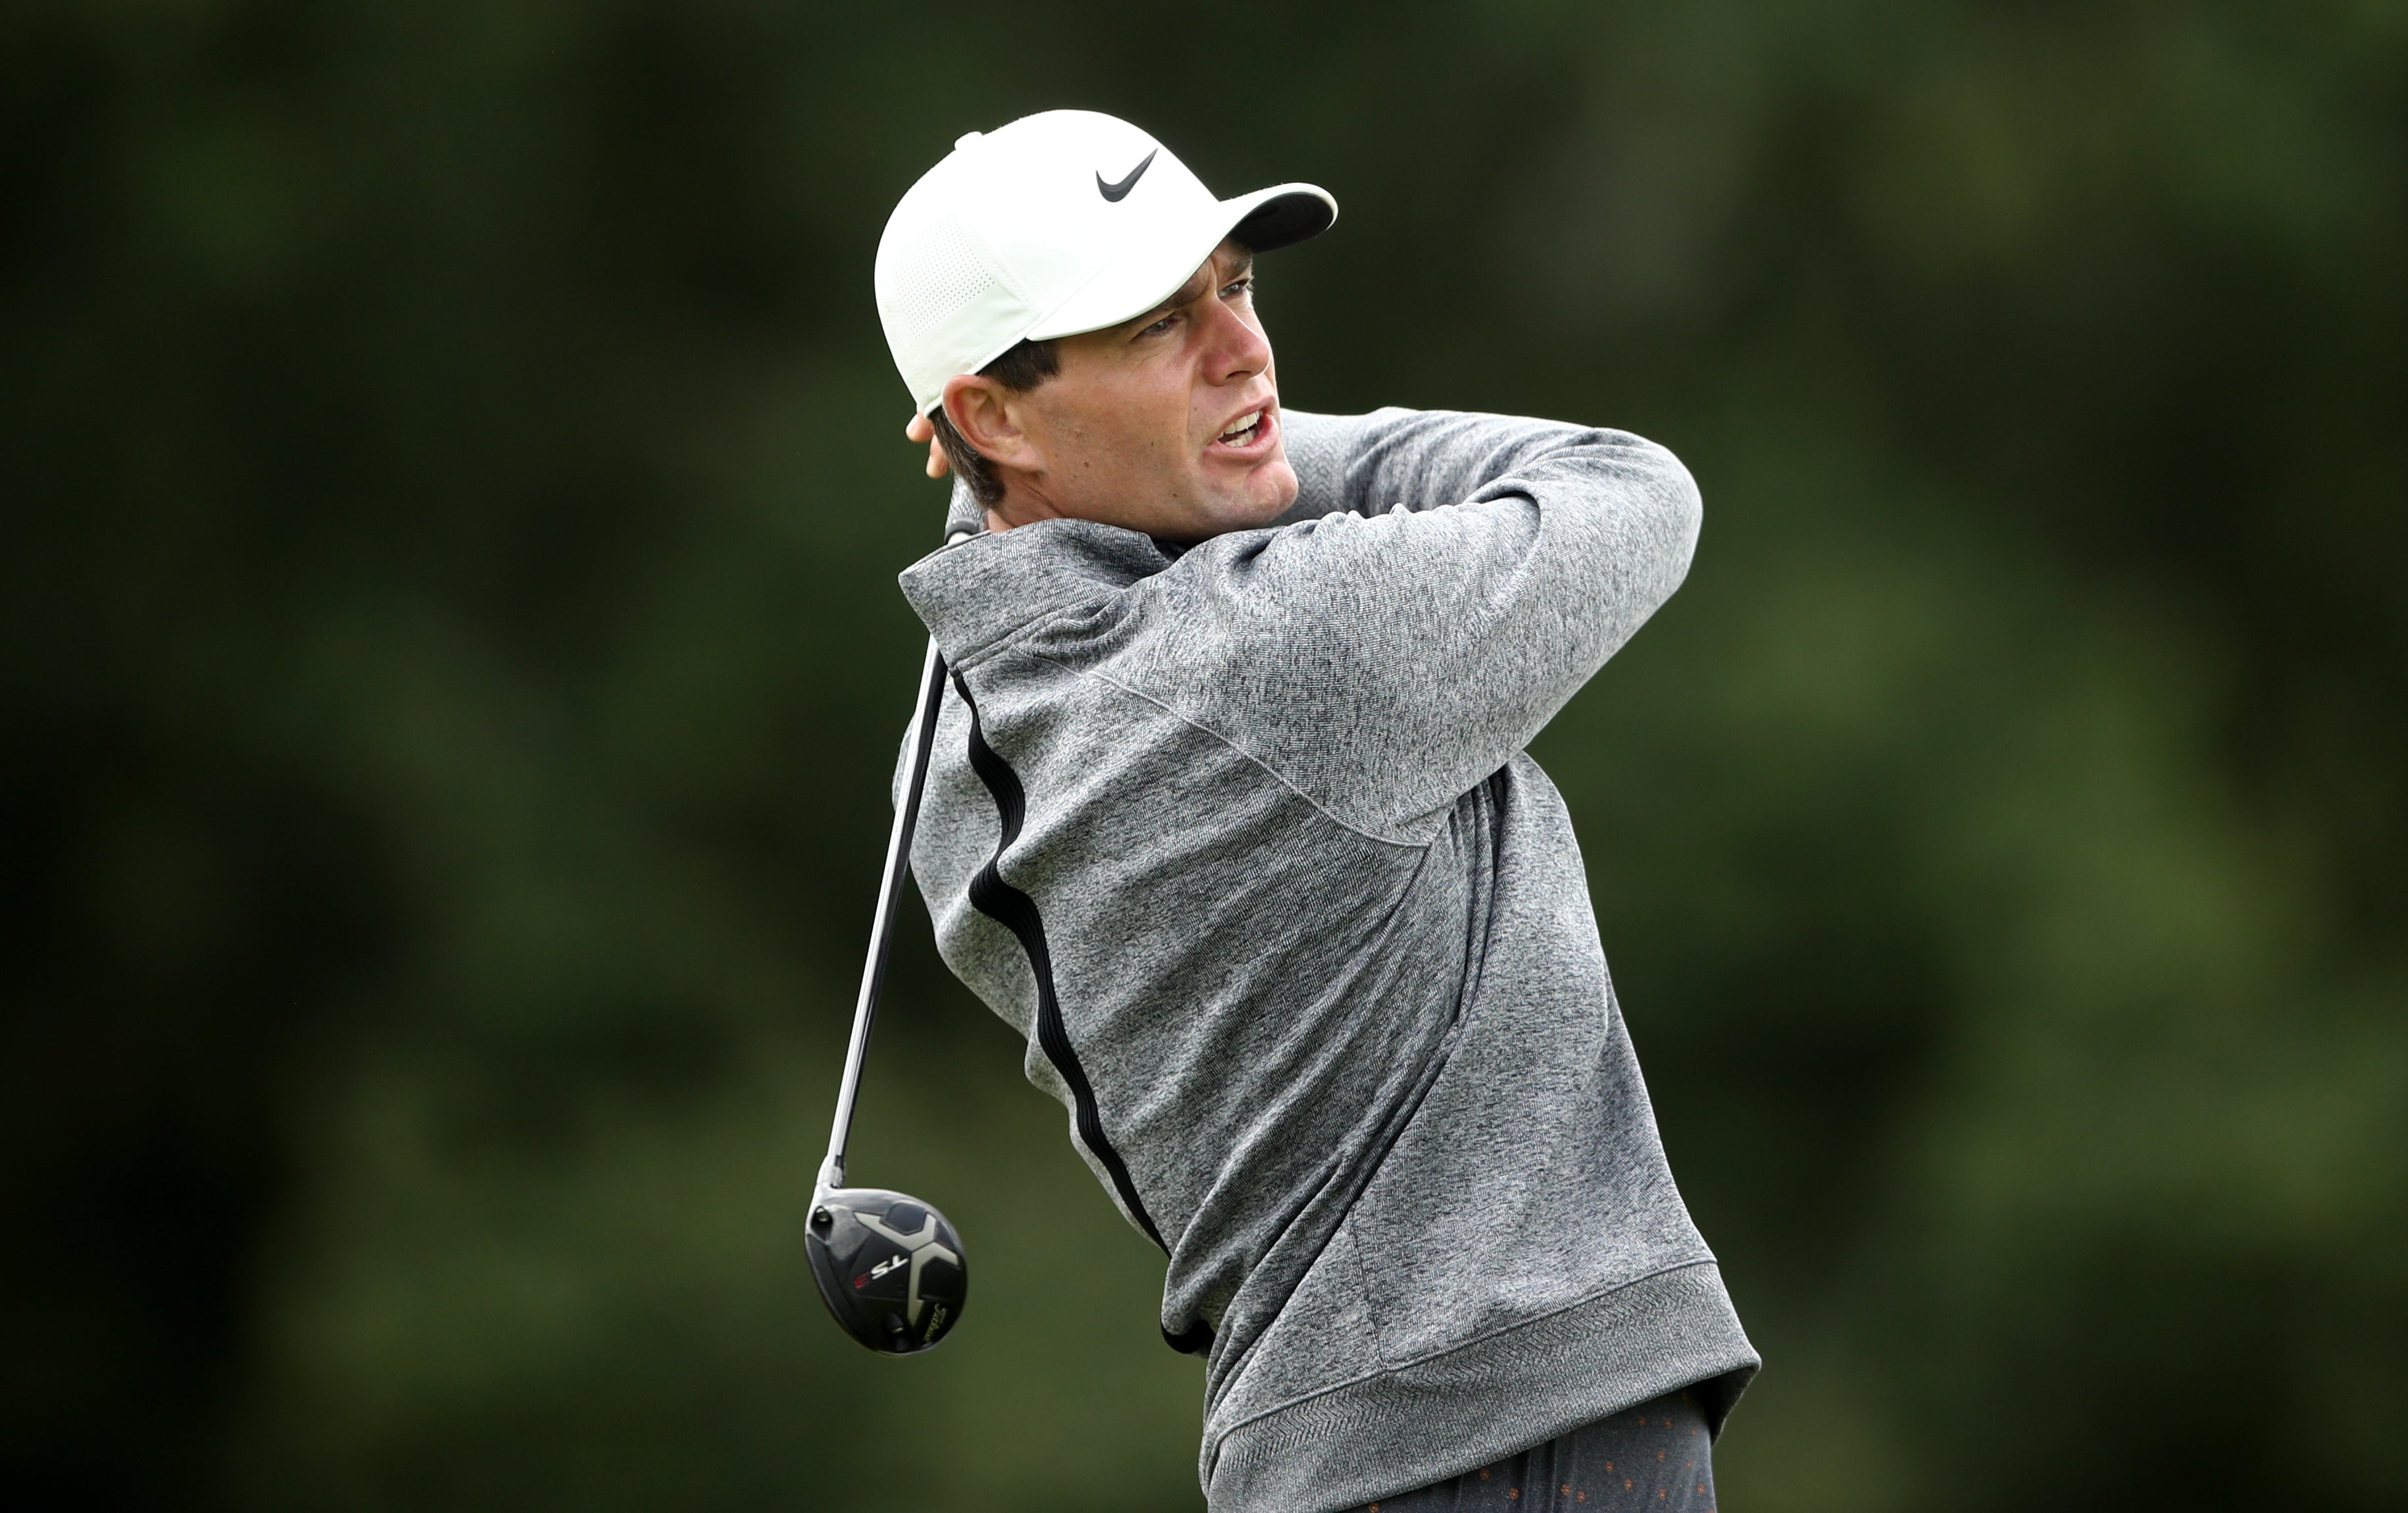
[874,110,1337,415]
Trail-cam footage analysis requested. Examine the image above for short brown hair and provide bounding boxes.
[929,338,1062,509]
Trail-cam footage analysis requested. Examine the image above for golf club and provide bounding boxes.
[806,532,972,1356]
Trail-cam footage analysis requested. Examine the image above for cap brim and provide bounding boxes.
[1228,184,1337,253]
[1026,182,1337,344]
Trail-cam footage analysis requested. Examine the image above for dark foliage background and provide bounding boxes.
[5,1,2403,1508]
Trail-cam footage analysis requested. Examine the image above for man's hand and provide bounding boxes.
[905,411,951,480]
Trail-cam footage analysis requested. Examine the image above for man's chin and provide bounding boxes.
[1223,455,1300,527]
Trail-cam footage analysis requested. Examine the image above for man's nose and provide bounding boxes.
[1203,299,1270,383]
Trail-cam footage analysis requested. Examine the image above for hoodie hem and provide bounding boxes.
[1201,1261,1758,1513]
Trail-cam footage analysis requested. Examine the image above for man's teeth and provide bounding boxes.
[1219,410,1262,441]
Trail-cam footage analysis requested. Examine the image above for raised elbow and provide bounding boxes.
[1657,443,1704,585]
[1602,433,1702,601]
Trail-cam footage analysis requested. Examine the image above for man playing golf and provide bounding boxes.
[874,111,1757,1512]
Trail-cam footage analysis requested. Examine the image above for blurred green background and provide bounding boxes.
[5,0,2405,1508]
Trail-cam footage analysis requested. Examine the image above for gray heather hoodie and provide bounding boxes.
[896,407,1757,1512]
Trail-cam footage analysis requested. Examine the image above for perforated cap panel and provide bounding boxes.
[885,214,990,361]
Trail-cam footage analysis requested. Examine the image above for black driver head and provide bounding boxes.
[806,1187,968,1354]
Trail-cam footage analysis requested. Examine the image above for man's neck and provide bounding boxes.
[984,477,1068,535]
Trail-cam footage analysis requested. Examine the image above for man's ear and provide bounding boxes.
[941,375,1041,474]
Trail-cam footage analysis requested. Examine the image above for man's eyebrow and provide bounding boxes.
[1129,269,1213,330]
[1128,255,1255,331]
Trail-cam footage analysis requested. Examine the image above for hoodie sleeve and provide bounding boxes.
[1118,407,1702,841]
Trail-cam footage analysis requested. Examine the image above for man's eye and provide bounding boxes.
[1222,277,1253,298]
[1140,313,1178,337]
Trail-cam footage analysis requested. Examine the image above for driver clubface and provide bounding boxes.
[806,1188,968,1354]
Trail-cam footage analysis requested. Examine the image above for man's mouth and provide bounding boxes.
[1213,406,1272,452]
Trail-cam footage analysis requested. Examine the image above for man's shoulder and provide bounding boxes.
[899,516,1170,668]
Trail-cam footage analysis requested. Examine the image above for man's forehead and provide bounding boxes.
[1202,242,1255,284]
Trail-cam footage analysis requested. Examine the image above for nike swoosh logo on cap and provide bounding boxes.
[1095,149,1157,203]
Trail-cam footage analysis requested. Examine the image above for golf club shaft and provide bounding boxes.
[817,629,952,1196]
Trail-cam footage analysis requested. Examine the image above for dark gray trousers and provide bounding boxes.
[1359,1388,1717,1512]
